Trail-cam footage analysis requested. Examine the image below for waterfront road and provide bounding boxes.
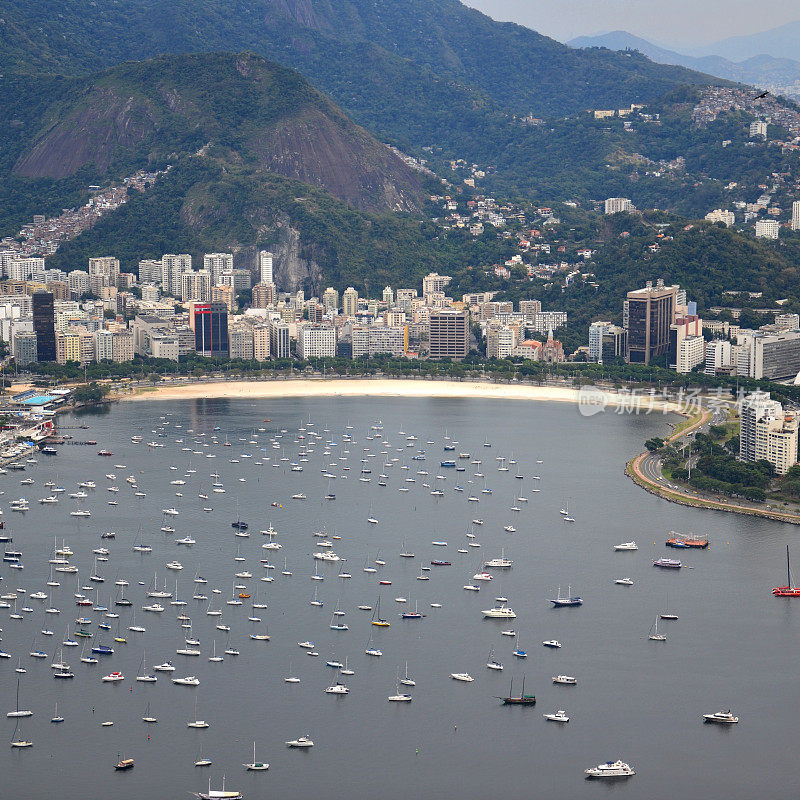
[629,407,800,524]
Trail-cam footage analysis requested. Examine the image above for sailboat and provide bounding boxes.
[371,597,390,627]
[7,678,32,718]
[136,650,157,682]
[648,616,667,641]
[50,702,64,723]
[549,585,583,607]
[388,673,413,702]
[660,590,679,620]
[243,740,269,771]
[10,720,32,747]
[498,676,536,706]
[773,545,800,596]
[399,661,415,687]
[142,701,158,724]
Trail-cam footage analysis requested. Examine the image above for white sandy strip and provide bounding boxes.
[123,378,681,413]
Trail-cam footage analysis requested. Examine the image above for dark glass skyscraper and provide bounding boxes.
[191,302,229,358]
[32,291,56,362]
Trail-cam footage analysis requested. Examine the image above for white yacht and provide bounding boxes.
[553,675,577,685]
[614,577,634,585]
[286,735,314,748]
[449,672,474,682]
[483,556,513,569]
[702,710,739,724]
[584,760,635,779]
[544,710,569,723]
[613,542,638,551]
[482,606,516,619]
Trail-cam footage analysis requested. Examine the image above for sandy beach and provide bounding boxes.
[122,377,682,413]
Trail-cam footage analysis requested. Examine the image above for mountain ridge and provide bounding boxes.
[6,52,426,214]
[569,31,800,98]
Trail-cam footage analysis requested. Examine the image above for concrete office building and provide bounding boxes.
[428,308,469,360]
[32,291,56,362]
[737,330,800,380]
[297,324,336,359]
[624,280,678,365]
[269,320,290,359]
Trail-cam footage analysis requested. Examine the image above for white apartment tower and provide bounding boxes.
[792,201,800,231]
[258,251,274,285]
[604,197,634,215]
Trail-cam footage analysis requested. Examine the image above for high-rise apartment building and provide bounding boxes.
[252,283,276,308]
[229,325,255,360]
[342,287,359,318]
[740,391,783,463]
[203,253,234,286]
[604,197,634,215]
[253,325,270,361]
[138,259,163,284]
[258,251,274,285]
[352,325,407,358]
[181,270,212,303]
[161,254,192,297]
[428,309,469,360]
[322,287,339,314]
[88,257,120,288]
[792,201,800,232]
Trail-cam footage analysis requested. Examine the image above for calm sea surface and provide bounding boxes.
[0,395,796,799]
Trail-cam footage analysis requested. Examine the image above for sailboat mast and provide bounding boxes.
[788,545,791,589]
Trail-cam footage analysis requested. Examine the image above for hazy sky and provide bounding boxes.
[463,0,800,48]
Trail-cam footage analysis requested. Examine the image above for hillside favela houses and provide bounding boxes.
[0,251,568,367]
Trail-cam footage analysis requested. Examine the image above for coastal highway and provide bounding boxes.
[629,407,800,523]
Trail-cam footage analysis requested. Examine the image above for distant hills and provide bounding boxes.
[569,29,800,99]
[703,20,800,63]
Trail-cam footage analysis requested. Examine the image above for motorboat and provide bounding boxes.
[482,606,516,619]
[553,675,577,685]
[615,578,634,586]
[542,640,562,649]
[544,709,569,723]
[613,542,638,551]
[702,710,739,724]
[449,672,474,682]
[653,558,682,569]
[286,735,314,748]
[584,760,635,779]
[102,671,124,682]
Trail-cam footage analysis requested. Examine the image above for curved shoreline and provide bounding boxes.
[119,376,678,409]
